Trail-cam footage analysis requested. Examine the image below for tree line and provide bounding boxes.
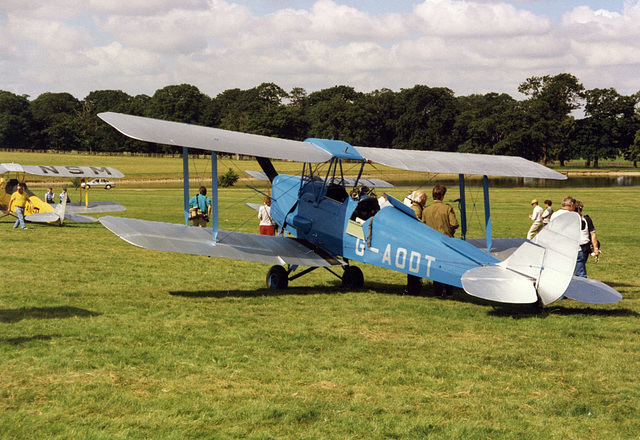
[1,73,639,167]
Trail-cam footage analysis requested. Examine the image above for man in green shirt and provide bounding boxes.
[421,185,459,297]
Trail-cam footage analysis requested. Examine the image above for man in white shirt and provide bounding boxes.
[526,199,544,239]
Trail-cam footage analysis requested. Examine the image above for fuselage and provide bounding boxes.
[270,174,499,287]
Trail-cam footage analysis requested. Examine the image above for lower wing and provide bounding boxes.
[63,202,126,214]
[25,212,98,224]
[99,216,344,267]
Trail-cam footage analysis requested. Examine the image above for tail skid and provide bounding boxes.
[461,212,619,306]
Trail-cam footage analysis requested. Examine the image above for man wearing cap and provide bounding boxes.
[527,198,544,239]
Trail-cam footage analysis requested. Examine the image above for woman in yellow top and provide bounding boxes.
[8,183,35,229]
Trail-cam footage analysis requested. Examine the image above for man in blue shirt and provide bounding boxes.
[189,186,212,227]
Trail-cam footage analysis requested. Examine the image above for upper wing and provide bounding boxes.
[98,112,331,163]
[1,163,124,178]
[98,112,565,179]
[99,216,344,267]
[353,146,567,180]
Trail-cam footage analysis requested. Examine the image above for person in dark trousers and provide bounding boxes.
[421,185,459,297]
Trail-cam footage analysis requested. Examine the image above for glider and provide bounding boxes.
[96,112,621,307]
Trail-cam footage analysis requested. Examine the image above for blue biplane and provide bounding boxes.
[97,112,621,307]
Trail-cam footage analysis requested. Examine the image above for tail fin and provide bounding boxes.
[54,197,67,225]
[462,212,581,305]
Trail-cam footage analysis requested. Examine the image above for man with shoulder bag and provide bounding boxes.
[189,186,212,227]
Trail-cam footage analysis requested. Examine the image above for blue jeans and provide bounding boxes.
[574,249,588,278]
[13,206,26,229]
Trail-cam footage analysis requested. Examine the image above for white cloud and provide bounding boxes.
[412,0,551,37]
[1,0,639,100]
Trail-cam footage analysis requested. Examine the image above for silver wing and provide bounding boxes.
[99,216,344,267]
[64,202,126,214]
[353,146,567,180]
[98,112,331,163]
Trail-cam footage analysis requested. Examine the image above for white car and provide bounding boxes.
[80,178,116,189]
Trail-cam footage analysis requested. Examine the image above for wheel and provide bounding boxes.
[85,185,90,189]
[342,266,364,289]
[266,265,289,289]
[105,185,111,190]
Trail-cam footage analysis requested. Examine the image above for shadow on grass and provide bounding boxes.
[488,303,639,319]
[172,285,347,298]
[0,334,55,345]
[171,280,482,299]
[0,306,102,323]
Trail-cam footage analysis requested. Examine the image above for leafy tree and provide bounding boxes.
[393,85,458,151]
[572,88,638,167]
[29,92,82,150]
[353,89,397,148]
[455,93,520,155]
[147,84,210,124]
[305,86,364,142]
[288,87,308,108]
[517,73,584,165]
[626,130,640,167]
[0,90,32,149]
[307,85,362,106]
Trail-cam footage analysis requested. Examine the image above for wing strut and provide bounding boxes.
[256,157,278,182]
[483,175,492,253]
[458,174,467,240]
[211,153,218,242]
[183,147,190,224]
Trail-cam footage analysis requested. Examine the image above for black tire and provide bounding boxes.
[266,265,288,289]
[342,266,364,289]
[85,185,90,189]
[105,185,111,190]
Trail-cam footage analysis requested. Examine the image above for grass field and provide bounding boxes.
[1,154,639,439]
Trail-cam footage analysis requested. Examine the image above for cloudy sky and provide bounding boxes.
[1,0,639,101]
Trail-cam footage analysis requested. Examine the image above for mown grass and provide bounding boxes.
[1,158,639,438]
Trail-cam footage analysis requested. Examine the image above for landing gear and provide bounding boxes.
[266,265,289,289]
[342,266,364,289]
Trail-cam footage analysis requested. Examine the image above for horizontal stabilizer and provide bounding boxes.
[466,238,526,261]
[25,212,61,224]
[245,202,262,212]
[64,213,99,223]
[563,277,622,304]
[99,216,344,267]
[64,201,126,214]
[461,266,538,304]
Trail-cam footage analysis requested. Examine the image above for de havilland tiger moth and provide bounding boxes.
[96,112,621,307]
[1,163,125,225]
